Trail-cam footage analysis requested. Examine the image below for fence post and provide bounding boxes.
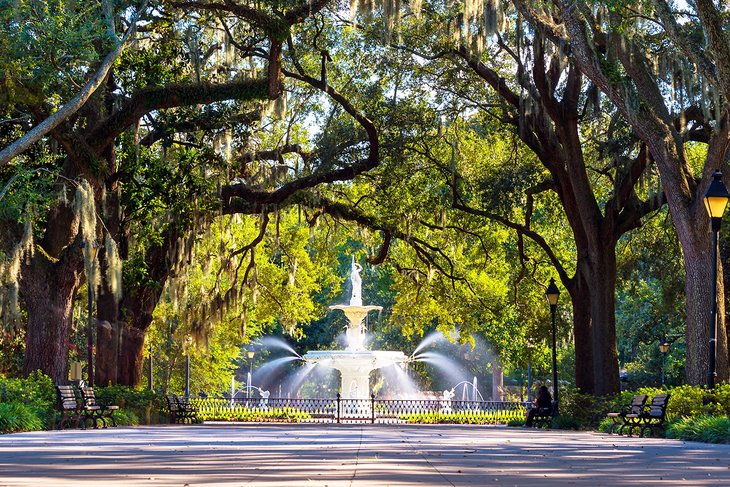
[371,394,376,424]
[336,393,341,424]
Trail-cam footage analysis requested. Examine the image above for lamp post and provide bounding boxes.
[81,241,98,387]
[148,344,153,390]
[247,350,255,399]
[704,170,730,389]
[184,335,193,398]
[526,338,534,404]
[545,278,560,415]
[659,339,670,387]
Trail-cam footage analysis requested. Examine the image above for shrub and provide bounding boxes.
[197,406,312,422]
[550,414,581,430]
[108,408,140,427]
[95,385,166,425]
[402,408,526,425]
[558,390,599,427]
[663,385,722,419]
[0,371,55,428]
[0,402,44,433]
[666,416,730,444]
[597,417,615,433]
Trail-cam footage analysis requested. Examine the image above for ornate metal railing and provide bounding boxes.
[187,395,526,424]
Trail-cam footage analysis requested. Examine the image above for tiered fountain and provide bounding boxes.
[303,257,407,399]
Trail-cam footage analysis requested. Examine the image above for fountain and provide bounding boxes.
[303,257,407,399]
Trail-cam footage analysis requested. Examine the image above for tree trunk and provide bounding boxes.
[116,325,146,386]
[585,247,620,395]
[568,272,594,394]
[95,319,121,386]
[683,234,730,384]
[21,251,83,383]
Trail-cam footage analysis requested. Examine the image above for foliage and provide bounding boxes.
[0,402,44,433]
[195,402,312,422]
[549,415,582,430]
[0,371,55,427]
[559,390,604,427]
[666,416,730,444]
[401,408,525,425]
[94,386,167,425]
[597,417,616,433]
[108,408,140,427]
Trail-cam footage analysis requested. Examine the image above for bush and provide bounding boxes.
[550,414,581,430]
[402,408,526,425]
[597,417,615,433]
[666,416,730,444]
[0,371,55,428]
[94,385,166,425]
[0,402,44,433]
[197,406,312,422]
[558,390,600,427]
[506,418,524,427]
[108,408,140,427]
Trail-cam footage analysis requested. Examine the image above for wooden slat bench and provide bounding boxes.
[56,385,101,429]
[622,393,671,437]
[606,394,648,434]
[165,394,199,424]
[80,386,119,428]
[531,404,554,428]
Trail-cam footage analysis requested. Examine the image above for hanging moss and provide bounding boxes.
[0,216,34,327]
[74,179,97,246]
[105,233,123,304]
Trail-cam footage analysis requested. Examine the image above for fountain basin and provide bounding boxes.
[328,304,382,351]
[304,350,406,399]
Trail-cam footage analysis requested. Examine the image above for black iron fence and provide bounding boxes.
[187,395,526,424]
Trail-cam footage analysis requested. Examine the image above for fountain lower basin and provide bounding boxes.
[304,350,407,399]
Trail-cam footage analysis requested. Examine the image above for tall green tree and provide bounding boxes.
[521,0,730,385]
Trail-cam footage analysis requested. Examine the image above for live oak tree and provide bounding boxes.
[519,0,730,384]
[0,0,331,383]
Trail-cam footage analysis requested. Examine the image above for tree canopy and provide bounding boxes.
[1,0,729,396]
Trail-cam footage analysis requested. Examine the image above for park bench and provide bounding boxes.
[531,401,556,428]
[80,386,119,428]
[606,394,648,434]
[622,393,671,437]
[165,394,200,424]
[56,384,101,429]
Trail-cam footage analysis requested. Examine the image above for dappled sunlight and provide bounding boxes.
[1,425,730,485]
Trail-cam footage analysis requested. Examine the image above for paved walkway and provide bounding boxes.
[1,423,729,486]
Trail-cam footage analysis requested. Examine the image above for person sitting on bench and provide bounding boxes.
[525,385,552,427]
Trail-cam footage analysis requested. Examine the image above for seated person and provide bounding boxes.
[525,385,552,426]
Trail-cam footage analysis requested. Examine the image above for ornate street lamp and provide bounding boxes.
[148,344,153,390]
[247,350,255,399]
[659,339,670,387]
[184,335,193,398]
[545,278,560,415]
[704,170,729,389]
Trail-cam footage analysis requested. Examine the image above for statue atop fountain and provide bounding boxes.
[350,257,363,306]
[303,256,407,400]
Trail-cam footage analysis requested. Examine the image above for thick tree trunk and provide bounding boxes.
[21,251,83,383]
[683,235,730,384]
[585,247,621,395]
[95,319,121,386]
[117,325,146,386]
[569,273,594,394]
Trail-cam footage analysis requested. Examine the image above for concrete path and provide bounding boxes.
[1,423,729,486]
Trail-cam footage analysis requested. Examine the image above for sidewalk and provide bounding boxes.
[1,423,729,486]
